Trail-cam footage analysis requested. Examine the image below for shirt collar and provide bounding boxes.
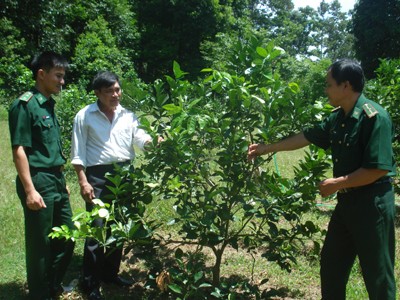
[32,87,54,106]
[89,101,125,115]
[336,94,366,120]
[349,94,367,120]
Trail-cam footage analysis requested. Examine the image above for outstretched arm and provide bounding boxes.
[248,132,310,161]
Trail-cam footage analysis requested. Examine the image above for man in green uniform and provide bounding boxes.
[248,59,396,300]
[8,51,75,300]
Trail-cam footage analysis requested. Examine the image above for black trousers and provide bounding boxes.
[82,162,130,289]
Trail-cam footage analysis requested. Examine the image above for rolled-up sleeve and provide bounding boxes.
[71,111,88,167]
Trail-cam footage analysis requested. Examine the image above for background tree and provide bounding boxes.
[0,17,32,105]
[134,0,222,82]
[314,0,355,60]
[70,16,137,88]
[352,0,400,78]
[1,0,358,93]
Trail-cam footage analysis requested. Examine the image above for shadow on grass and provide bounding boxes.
[63,246,158,299]
[223,273,305,300]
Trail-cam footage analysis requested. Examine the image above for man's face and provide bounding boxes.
[95,81,122,111]
[40,67,65,97]
[325,70,345,107]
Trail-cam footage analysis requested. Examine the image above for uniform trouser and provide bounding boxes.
[320,181,396,300]
[16,170,75,300]
[82,163,129,289]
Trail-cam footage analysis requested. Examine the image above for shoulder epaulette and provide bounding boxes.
[18,91,34,102]
[362,103,378,118]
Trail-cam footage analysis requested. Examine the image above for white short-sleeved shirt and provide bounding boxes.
[71,102,151,167]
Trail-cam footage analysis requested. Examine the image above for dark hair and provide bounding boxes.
[329,59,365,93]
[30,51,69,80]
[91,71,120,90]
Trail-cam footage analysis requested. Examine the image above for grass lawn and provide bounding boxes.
[0,113,399,299]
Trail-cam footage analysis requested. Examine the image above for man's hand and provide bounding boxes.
[144,136,164,151]
[247,143,268,161]
[80,182,95,203]
[318,178,340,197]
[26,190,47,210]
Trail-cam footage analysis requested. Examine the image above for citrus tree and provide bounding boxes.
[124,40,330,296]
[52,39,331,298]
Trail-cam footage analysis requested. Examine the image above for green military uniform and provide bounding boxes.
[8,88,75,300]
[304,94,396,300]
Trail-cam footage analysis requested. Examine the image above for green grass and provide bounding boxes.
[1,118,399,299]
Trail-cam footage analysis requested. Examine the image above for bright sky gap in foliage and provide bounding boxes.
[293,0,356,12]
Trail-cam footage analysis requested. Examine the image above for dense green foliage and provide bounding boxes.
[352,0,400,78]
[365,58,400,193]
[0,0,357,104]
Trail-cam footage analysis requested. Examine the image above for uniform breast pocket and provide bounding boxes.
[39,119,57,142]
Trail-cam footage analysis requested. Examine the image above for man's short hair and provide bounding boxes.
[91,71,120,91]
[329,59,365,93]
[30,51,69,80]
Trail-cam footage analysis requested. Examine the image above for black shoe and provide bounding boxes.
[102,275,133,287]
[80,279,105,300]
[50,285,64,299]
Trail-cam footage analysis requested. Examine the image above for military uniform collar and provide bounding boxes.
[32,87,53,105]
[344,94,367,120]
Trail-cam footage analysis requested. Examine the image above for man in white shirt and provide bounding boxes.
[71,71,152,300]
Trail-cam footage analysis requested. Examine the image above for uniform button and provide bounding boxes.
[339,141,342,144]
[335,159,338,162]
[341,123,345,127]
[347,143,350,146]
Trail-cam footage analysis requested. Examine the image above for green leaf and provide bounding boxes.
[163,103,182,115]
[168,283,182,294]
[173,61,188,79]
[187,116,196,134]
[194,271,203,283]
[251,95,265,104]
[256,47,268,58]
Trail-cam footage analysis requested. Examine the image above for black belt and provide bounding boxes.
[337,177,392,194]
[30,165,64,173]
[86,161,131,172]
